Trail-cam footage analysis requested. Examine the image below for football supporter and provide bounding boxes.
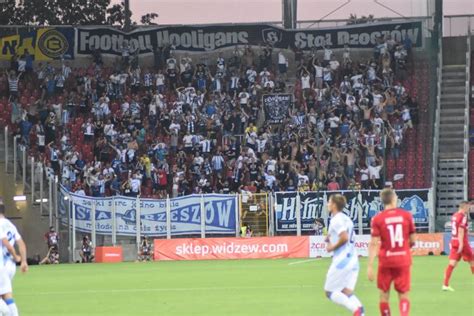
[79,235,94,263]
[442,201,474,291]
[368,188,415,316]
[138,236,153,262]
[1,34,416,199]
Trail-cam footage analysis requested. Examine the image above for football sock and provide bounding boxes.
[5,298,18,316]
[348,294,363,308]
[379,302,391,316]
[471,265,474,274]
[399,298,410,316]
[444,264,455,286]
[329,291,358,312]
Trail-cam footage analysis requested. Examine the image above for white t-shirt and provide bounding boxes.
[328,116,340,128]
[314,65,323,78]
[301,75,311,89]
[130,178,141,192]
[324,48,333,61]
[360,168,369,181]
[368,165,382,180]
[0,217,22,267]
[372,93,383,107]
[183,135,193,148]
[278,52,287,65]
[327,212,356,262]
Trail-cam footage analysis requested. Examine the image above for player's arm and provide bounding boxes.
[457,225,464,253]
[326,231,349,253]
[16,238,28,273]
[408,213,416,248]
[1,238,19,262]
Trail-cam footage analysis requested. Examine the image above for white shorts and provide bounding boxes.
[5,260,16,281]
[324,260,359,292]
[0,271,11,295]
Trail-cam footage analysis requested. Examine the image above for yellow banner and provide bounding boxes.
[0,28,70,61]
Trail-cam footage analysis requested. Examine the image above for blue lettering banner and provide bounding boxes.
[274,189,430,233]
[58,186,237,237]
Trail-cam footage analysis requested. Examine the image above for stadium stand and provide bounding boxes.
[0,37,432,199]
[469,50,474,200]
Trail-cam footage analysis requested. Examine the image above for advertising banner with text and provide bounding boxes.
[76,20,422,56]
[309,235,371,258]
[274,189,430,233]
[154,236,309,261]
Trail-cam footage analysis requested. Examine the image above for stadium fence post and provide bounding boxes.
[357,191,363,235]
[21,146,26,190]
[48,176,53,227]
[30,156,34,203]
[234,194,239,237]
[322,192,329,227]
[71,198,76,263]
[136,195,141,248]
[13,135,17,181]
[112,197,117,246]
[39,163,44,214]
[166,195,171,239]
[66,193,72,263]
[268,193,274,237]
[54,176,59,233]
[428,188,435,233]
[200,194,205,238]
[91,200,96,251]
[4,126,8,173]
[296,191,301,236]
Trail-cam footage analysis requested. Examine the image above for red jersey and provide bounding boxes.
[450,211,468,248]
[371,208,415,268]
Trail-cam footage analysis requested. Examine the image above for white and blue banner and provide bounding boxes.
[59,187,237,236]
[274,189,430,232]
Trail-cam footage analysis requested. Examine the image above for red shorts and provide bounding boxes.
[449,243,473,262]
[377,265,411,293]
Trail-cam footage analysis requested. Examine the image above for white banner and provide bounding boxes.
[65,192,237,237]
[309,235,370,258]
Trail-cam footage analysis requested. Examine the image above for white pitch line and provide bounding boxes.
[288,259,318,266]
[16,284,319,296]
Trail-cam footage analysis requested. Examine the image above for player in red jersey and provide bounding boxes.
[442,201,473,291]
[367,188,415,316]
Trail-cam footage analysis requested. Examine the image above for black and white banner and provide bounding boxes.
[263,94,292,124]
[274,189,431,233]
[76,20,423,55]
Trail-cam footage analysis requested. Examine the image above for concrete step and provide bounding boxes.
[439,134,464,144]
[440,116,465,123]
[439,131,465,139]
[442,75,466,80]
[443,79,467,86]
[438,159,464,167]
[443,65,466,71]
[439,108,466,115]
[439,152,464,159]
[440,103,466,111]
[441,86,467,93]
[439,123,464,130]
[441,96,466,103]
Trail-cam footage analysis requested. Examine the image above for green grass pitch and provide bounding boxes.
[13,256,473,315]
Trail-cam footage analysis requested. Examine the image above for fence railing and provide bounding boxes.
[444,14,474,37]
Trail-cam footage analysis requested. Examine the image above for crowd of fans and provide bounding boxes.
[1,35,418,199]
